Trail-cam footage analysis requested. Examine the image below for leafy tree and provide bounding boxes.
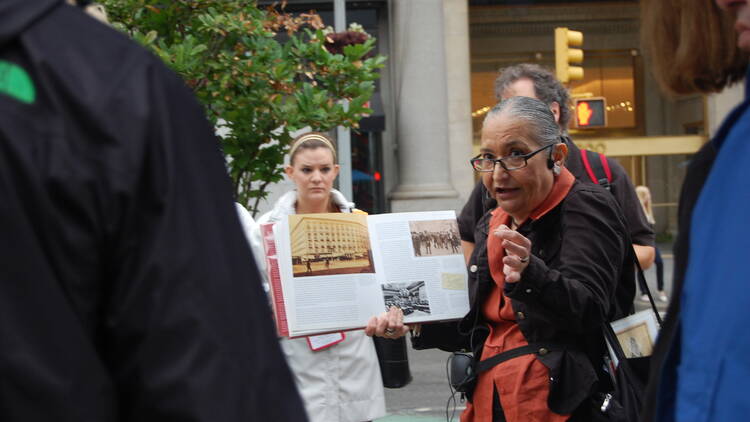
[100,0,385,215]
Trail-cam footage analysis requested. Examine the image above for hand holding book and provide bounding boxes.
[365,306,410,338]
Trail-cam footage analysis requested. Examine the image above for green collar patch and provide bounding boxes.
[0,60,36,104]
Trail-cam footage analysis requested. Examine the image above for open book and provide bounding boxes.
[260,210,471,338]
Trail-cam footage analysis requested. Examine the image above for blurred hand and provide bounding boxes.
[365,306,410,338]
[493,224,531,283]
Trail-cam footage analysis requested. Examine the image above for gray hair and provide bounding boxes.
[484,96,561,148]
[494,63,571,133]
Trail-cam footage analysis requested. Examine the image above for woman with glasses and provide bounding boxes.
[369,96,634,421]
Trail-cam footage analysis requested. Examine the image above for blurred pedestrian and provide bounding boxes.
[250,132,386,422]
[640,0,750,420]
[0,1,305,421]
[635,186,668,303]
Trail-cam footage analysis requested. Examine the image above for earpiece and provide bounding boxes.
[548,138,565,169]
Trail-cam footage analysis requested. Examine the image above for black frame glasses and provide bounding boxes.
[469,143,554,172]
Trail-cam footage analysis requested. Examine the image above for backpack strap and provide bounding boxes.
[581,149,612,191]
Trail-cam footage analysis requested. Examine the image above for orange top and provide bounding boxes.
[462,168,574,422]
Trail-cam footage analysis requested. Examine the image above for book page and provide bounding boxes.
[274,213,384,337]
[606,309,661,368]
[271,211,471,337]
[610,309,659,359]
[367,210,470,325]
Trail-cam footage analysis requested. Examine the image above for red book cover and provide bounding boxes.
[261,223,289,337]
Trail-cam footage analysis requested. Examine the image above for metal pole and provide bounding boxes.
[334,0,353,200]
[334,0,346,31]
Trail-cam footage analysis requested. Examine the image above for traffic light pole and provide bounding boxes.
[334,0,353,200]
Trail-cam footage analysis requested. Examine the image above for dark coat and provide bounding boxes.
[0,1,305,421]
[416,180,634,417]
[638,140,717,422]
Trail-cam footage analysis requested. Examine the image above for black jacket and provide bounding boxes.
[0,1,305,421]
[416,181,634,416]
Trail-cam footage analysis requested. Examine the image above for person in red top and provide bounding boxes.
[369,96,634,421]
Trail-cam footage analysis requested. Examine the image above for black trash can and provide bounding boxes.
[373,336,412,388]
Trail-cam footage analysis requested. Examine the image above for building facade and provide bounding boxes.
[290,216,370,261]
[258,0,743,237]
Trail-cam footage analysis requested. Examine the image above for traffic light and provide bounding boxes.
[574,97,606,128]
[554,27,584,83]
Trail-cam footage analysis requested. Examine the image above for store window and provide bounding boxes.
[471,49,642,148]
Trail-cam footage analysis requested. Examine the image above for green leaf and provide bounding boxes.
[100,0,385,213]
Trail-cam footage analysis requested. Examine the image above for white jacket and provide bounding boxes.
[248,190,386,422]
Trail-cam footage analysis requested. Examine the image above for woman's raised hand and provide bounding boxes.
[493,224,532,283]
[365,306,410,338]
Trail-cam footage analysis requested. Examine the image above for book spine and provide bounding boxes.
[261,223,289,337]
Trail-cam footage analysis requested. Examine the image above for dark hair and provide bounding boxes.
[494,63,571,132]
[288,132,337,165]
[641,0,748,95]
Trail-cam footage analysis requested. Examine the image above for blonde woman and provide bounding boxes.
[250,132,385,422]
[635,186,667,303]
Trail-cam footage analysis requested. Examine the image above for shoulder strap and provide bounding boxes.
[580,149,612,191]
[631,250,662,326]
[475,342,569,374]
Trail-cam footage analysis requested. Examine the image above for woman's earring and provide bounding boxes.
[552,163,561,176]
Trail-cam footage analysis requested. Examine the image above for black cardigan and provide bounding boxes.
[415,180,634,417]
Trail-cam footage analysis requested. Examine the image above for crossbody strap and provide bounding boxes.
[631,249,662,326]
[475,343,568,374]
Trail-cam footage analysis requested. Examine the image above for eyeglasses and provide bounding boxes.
[469,144,554,172]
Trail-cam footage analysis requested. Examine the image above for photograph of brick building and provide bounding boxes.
[289,214,375,277]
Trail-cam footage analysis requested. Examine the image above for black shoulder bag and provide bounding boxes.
[590,254,662,421]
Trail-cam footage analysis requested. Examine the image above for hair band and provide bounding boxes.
[288,133,337,160]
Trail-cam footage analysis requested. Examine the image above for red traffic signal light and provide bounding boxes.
[574,97,607,128]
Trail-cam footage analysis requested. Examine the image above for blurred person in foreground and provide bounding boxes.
[640,0,750,420]
[369,96,634,421]
[0,1,305,421]
[249,132,386,422]
[458,64,655,303]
